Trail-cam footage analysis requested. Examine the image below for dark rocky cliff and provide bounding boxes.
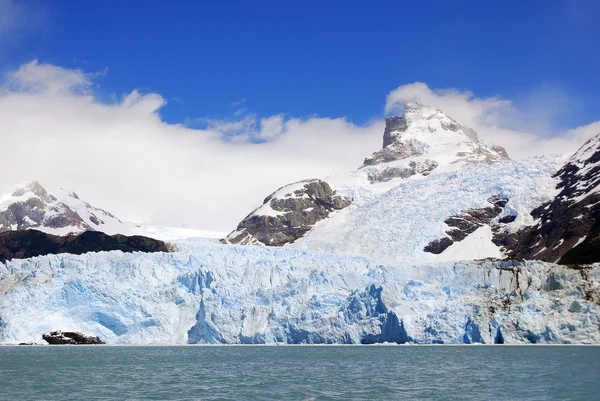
[0,230,168,263]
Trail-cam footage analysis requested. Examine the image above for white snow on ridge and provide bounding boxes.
[565,133,600,203]
[0,243,598,345]
[121,224,225,242]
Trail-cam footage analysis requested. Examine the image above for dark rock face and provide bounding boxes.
[366,159,438,183]
[42,330,104,345]
[382,116,408,148]
[363,138,425,167]
[225,179,352,246]
[494,134,600,264]
[0,229,169,263]
[424,237,454,254]
[424,195,508,254]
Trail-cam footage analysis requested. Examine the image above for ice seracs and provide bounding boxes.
[291,155,560,263]
[0,243,598,344]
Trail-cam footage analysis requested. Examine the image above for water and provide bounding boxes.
[0,346,598,400]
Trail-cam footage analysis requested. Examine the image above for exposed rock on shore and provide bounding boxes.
[42,330,104,345]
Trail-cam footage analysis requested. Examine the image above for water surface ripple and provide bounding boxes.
[0,345,598,400]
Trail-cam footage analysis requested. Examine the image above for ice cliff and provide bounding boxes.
[1,242,598,344]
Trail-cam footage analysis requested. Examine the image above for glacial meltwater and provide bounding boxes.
[0,345,598,400]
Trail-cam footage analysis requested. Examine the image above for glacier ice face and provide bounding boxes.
[0,243,598,345]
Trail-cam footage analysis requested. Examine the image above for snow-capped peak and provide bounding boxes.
[382,103,479,148]
[361,103,509,183]
[0,181,122,236]
[0,181,227,241]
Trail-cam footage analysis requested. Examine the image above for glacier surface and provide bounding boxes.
[1,242,598,345]
[291,156,563,263]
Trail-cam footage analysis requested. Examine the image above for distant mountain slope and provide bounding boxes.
[496,133,600,264]
[0,181,121,236]
[0,181,225,242]
[0,230,168,263]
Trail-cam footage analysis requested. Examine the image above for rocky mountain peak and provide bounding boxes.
[224,179,352,246]
[11,181,55,202]
[381,103,484,148]
[0,181,121,235]
[382,115,408,148]
[361,103,509,183]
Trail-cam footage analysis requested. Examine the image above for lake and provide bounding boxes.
[0,345,598,400]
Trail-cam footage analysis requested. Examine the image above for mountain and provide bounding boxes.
[495,133,600,264]
[0,103,599,345]
[225,103,559,265]
[0,243,597,344]
[0,181,122,236]
[360,103,509,183]
[225,179,352,246]
[0,181,225,241]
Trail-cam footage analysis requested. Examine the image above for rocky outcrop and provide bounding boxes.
[42,330,104,345]
[225,179,351,246]
[0,181,121,235]
[494,134,600,264]
[0,229,169,263]
[366,159,438,183]
[360,103,509,183]
[424,195,508,254]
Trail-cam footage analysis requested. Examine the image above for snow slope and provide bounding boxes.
[289,156,561,263]
[0,242,598,345]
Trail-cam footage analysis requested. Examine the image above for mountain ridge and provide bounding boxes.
[0,181,225,241]
[226,103,523,251]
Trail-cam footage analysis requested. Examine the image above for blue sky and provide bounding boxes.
[4,0,599,129]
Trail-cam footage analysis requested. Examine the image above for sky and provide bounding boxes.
[0,0,599,232]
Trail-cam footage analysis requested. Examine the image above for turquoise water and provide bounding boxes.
[0,346,598,400]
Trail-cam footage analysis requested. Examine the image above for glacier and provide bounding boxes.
[1,241,598,345]
[290,155,563,263]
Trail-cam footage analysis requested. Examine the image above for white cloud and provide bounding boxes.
[8,60,93,95]
[385,82,599,159]
[0,61,382,232]
[0,62,598,232]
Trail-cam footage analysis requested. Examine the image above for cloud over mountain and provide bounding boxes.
[0,61,597,231]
